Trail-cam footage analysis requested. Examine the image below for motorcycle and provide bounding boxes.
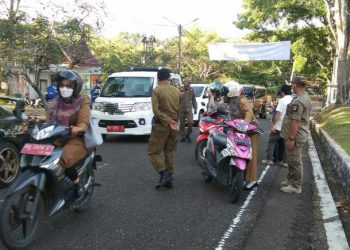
[197,114,262,203]
[0,121,102,249]
[194,111,227,162]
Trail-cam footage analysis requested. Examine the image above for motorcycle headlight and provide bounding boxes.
[131,102,151,112]
[92,102,104,111]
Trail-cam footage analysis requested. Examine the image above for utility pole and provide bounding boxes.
[177,24,182,74]
[142,35,155,65]
[163,17,199,75]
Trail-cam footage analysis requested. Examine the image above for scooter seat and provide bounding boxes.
[212,131,227,147]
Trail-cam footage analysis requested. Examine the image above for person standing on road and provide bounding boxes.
[262,85,293,166]
[280,76,311,194]
[179,77,197,142]
[147,68,181,189]
[224,81,260,190]
[47,81,58,102]
[91,79,101,103]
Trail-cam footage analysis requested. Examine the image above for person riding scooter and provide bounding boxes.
[46,70,91,202]
[224,81,260,190]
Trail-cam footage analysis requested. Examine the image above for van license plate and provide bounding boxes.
[107,125,125,132]
[21,143,54,156]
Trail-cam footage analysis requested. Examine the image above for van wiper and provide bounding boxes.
[132,95,150,97]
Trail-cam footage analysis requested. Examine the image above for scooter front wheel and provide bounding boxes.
[229,169,244,203]
[0,186,44,249]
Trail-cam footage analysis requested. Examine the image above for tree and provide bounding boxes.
[236,0,333,91]
[323,0,350,103]
[0,0,106,109]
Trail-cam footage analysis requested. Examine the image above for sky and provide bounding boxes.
[102,0,247,40]
[18,0,247,40]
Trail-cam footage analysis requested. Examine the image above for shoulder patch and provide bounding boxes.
[292,104,299,112]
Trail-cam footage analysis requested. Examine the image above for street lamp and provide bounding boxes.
[163,17,199,74]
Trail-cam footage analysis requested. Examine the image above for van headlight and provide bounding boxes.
[92,102,103,111]
[131,102,151,112]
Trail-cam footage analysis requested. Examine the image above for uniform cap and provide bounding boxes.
[291,76,307,86]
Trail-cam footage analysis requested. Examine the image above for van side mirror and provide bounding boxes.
[203,94,208,99]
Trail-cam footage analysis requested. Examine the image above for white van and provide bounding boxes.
[191,83,209,122]
[91,68,182,137]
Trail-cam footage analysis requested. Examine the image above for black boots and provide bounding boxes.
[156,170,173,189]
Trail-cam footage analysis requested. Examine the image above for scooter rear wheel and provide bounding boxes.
[0,186,44,249]
[195,139,207,161]
[229,169,244,203]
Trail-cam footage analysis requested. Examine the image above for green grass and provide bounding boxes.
[317,104,350,155]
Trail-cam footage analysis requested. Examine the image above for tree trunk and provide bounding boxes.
[23,72,49,111]
[334,0,350,104]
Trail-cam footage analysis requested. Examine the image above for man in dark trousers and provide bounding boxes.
[280,76,311,193]
[179,77,197,142]
[147,68,181,189]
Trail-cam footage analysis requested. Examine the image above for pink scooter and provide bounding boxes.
[197,118,262,203]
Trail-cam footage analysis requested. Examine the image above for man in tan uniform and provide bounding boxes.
[179,77,197,142]
[147,68,181,189]
[280,76,311,193]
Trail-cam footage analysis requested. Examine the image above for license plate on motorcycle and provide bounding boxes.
[21,143,54,156]
[107,125,125,132]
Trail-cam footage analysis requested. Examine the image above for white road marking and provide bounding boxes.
[97,163,110,169]
[308,134,350,250]
[216,166,270,250]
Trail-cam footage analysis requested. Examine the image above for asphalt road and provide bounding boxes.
[0,118,272,250]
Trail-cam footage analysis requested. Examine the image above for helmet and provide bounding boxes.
[56,70,83,97]
[209,81,223,92]
[220,86,229,96]
[225,81,241,97]
[183,77,193,83]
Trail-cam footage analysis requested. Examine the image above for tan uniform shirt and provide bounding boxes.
[152,83,181,127]
[281,92,312,143]
[180,87,197,113]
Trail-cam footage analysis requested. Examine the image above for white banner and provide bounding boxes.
[208,41,291,61]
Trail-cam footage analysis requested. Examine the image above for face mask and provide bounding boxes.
[59,87,74,98]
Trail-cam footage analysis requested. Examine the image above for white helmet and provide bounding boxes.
[225,81,241,97]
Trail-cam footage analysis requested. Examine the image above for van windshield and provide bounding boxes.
[192,86,204,97]
[100,77,154,97]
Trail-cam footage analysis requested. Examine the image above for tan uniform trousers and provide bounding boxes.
[286,142,304,188]
[179,111,194,138]
[58,137,88,168]
[245,133,259,182]
[147,124,178,174]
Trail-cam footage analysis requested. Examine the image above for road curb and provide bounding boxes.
[310,119,350,200]
[308,133,349,249]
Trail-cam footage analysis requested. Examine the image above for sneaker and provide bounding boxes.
[280,185,302,194]
[180,138,186,142]
[280,161,288,168]
[280,180,290,187]
[73,183,85,203]
[261,159,273,165]
[244,181,258,190]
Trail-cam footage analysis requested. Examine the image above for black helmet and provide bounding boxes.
[220,86,229,96]
[56,70,83,98]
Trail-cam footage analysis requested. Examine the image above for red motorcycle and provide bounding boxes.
[194,110,227,161]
